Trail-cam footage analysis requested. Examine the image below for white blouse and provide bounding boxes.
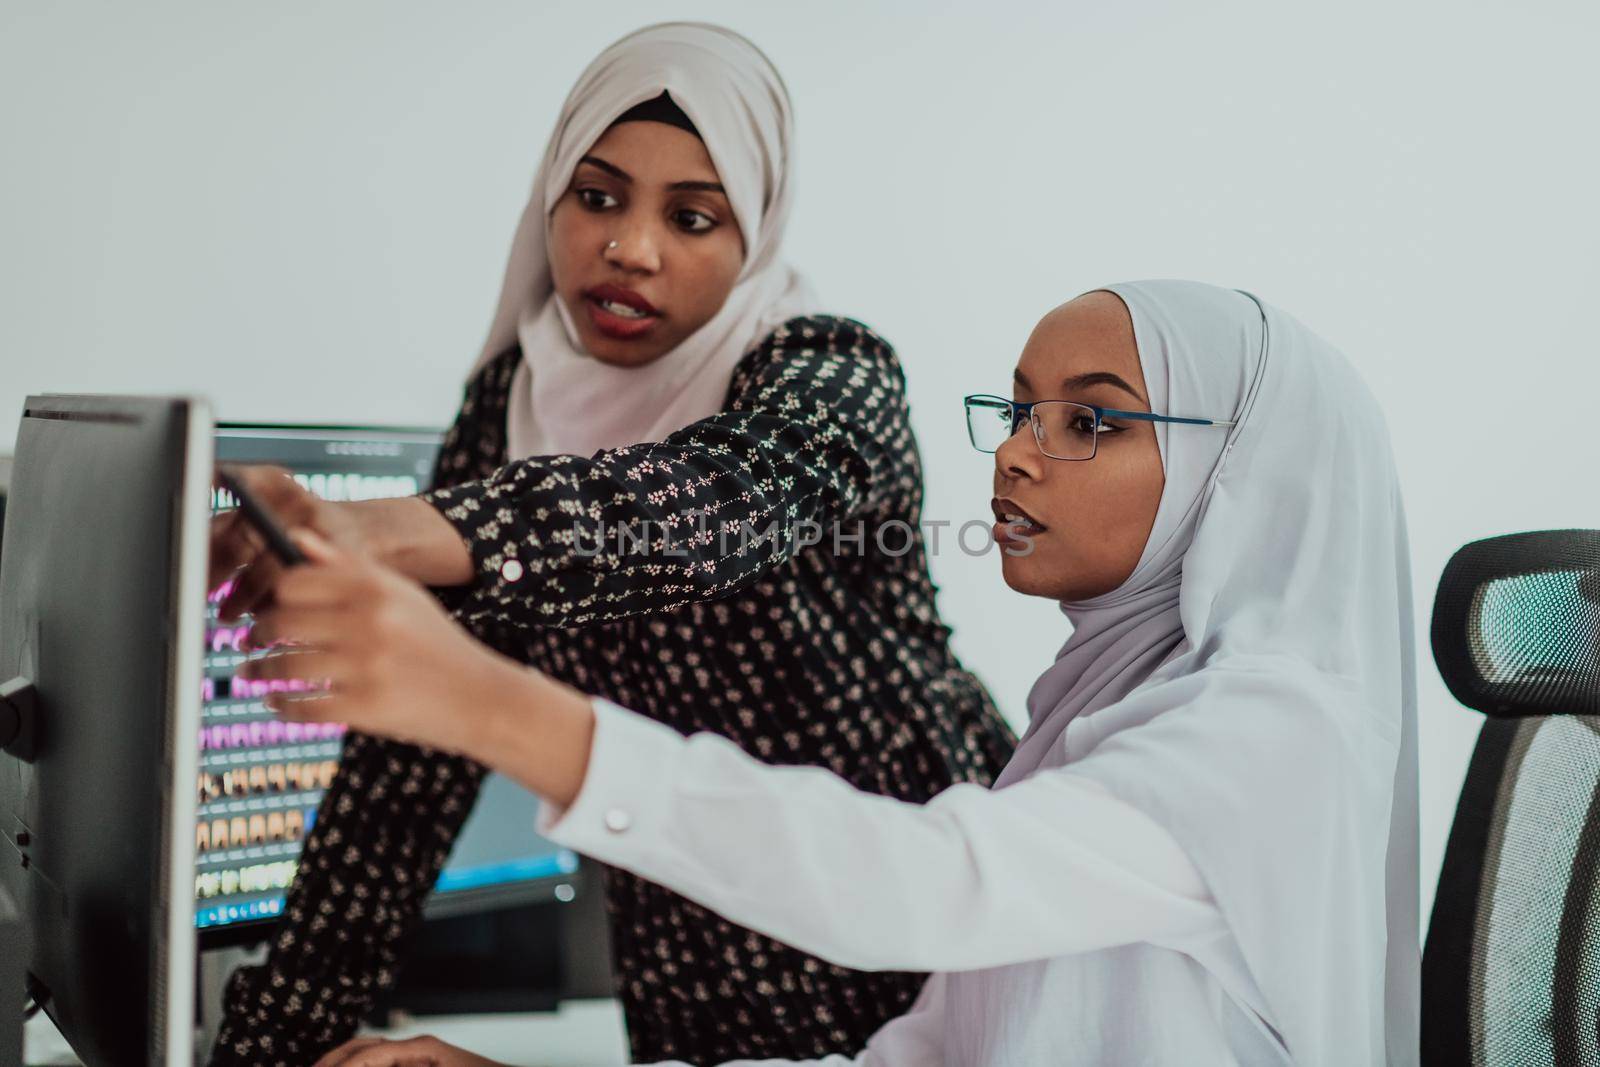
[538,698,1291,1066]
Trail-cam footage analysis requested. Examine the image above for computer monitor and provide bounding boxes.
[197,424,580,946]
[1,394,210,1067]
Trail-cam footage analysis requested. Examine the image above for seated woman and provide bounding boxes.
[239,281,1421,1066]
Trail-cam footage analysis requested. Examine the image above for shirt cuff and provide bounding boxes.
[535,696,689,860]
[418,479,533,600]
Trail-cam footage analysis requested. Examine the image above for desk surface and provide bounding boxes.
[25,999,632,1067]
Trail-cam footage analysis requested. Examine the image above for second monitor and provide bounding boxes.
[198,423,581,945]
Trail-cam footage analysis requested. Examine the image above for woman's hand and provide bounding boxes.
[208,464,475,622]
[311,1034,511,1067]
[239,531,596,804]
[210,465,374,622]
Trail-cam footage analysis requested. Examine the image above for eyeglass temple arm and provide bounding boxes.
[1099,408,1236,428]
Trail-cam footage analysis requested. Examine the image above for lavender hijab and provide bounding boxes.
[983,281,1420,1064]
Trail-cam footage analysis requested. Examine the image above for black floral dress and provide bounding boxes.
[212,316,1016,1066]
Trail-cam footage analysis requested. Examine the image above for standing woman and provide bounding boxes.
[208,22,1015,1066]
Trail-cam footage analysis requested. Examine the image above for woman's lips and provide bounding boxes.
[991,496,1048,548]
[583,284,662,341]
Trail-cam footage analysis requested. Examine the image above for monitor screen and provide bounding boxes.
[197,424,578,936]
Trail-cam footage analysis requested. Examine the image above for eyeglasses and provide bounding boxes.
[963,393,1236,461]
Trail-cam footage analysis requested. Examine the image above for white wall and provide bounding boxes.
[3,0,1597,928]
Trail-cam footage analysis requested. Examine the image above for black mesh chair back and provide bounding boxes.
[1423,529,1600,1065]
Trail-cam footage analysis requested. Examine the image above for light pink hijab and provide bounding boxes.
[473,22,818,460]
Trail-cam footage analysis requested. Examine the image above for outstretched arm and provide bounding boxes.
[209,320,915,630]
[243,545,1225,978]
[420,318,915,629]
[532,698,1223,975]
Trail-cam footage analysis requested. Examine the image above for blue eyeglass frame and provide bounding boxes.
[963,393,1237,461]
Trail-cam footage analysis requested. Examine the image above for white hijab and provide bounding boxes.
[471,22,818,460]
[989,281,1420,1064]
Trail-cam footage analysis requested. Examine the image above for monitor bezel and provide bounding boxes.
[160,398,210,1066]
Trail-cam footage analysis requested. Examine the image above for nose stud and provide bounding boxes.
[606,240,619,251]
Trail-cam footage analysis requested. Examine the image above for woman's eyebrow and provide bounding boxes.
[1063,371,1148,405]
[1012,367,1148,405]
[668,179,726,194]
[578,154,631,181]
[576,156,724,195]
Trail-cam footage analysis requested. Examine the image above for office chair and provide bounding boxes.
[1423,529,1600,1065]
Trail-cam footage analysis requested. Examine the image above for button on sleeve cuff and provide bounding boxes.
[535,696,687,863]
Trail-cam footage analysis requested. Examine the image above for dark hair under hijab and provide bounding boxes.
[610,89,701,136]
